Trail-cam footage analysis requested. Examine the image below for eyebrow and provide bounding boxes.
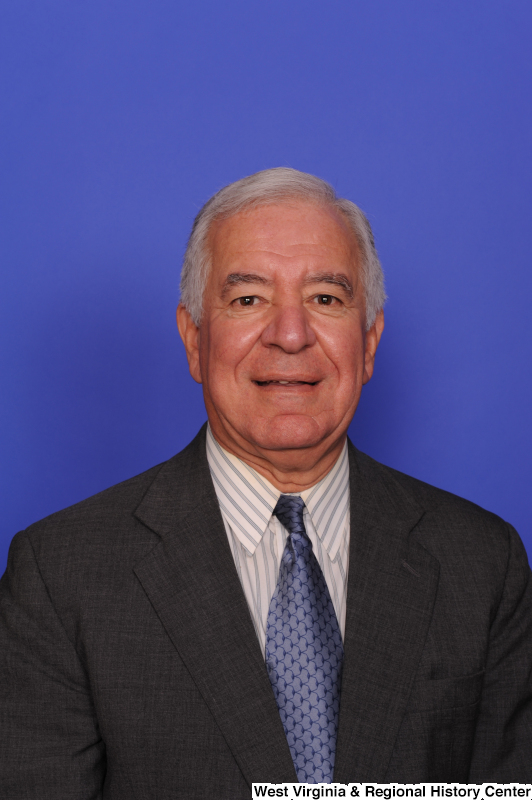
[221,273,273,297]
[303,272,354,298]
[220,271,354,298]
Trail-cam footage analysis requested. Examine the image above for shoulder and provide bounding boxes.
[351,442,511,526]
[359,447,503,522]
[7,426,210,579]
[348,442,528,578]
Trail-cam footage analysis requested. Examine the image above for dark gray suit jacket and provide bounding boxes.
[1,426,531,797]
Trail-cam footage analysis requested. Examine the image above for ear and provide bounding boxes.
[176,303,202,384]
[362,309,384,385]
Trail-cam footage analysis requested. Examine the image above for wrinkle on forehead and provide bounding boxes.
[208,201,360,283]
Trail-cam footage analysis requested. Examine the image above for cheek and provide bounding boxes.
[316,324,366,383]
[201,319,261,380]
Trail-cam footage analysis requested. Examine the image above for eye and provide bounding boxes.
[315,294,337,306]
[235,295,259,307]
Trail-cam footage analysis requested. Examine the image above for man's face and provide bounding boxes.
[178,201,383,470]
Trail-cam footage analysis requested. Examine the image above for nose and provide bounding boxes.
[260,304,317,353]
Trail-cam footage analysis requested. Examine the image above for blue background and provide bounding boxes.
[1,0,531,574]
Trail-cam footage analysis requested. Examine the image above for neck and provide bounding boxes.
[208,425,346,493]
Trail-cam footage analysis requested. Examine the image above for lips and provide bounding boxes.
[254,379,319,386]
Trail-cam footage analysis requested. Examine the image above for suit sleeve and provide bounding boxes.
[469,523,532,782]
[0,531,105,799]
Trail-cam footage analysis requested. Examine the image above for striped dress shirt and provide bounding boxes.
[206,426,350,654]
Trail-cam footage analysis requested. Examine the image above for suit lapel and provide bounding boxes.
[133,427,296,787]
[334,443,440,782]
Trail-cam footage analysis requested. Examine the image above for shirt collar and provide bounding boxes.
[206,425,349,561]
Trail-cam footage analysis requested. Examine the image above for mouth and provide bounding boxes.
[253,379,319,386]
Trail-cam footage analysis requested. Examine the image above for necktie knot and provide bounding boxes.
[273,494,306,535]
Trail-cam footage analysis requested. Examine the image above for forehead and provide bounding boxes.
[208,201,360,279]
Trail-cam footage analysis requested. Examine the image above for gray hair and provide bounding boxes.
[180,167,386,329]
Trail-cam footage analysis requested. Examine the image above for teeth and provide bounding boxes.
[278,381,289,384]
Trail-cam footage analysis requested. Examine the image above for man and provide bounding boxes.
[1,168,531,797]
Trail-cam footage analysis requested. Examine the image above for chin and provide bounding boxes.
[249,414,328,452]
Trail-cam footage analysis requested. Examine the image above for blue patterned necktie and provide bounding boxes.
[265,495,344,784]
